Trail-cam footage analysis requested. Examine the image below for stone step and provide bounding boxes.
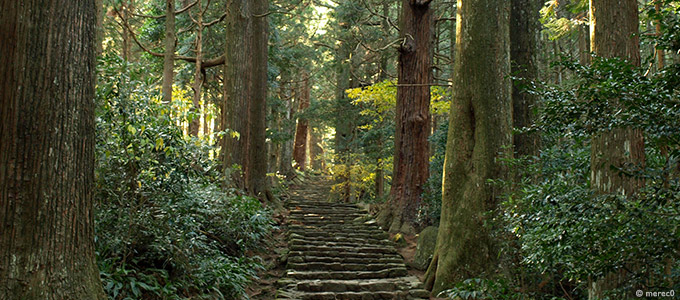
[288,233,391,245]
[288,224,383,232]
[286,267,408,280]
[289,245,398,255]
[288,255,404,265]
[287,262,405,272]
[289,238,393,248]
[289,214,366,220]
[278,183,429,300]
[289,207,363,213]
[289,228,386,237]
[288,250,402,260]
[289,230,390,241]
[298,291,410,300]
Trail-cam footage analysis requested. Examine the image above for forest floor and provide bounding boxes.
[246,174,444,299]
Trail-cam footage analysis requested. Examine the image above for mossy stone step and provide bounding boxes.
[286,267,408,280]
[287,255,403,265]
[287,262,406,272]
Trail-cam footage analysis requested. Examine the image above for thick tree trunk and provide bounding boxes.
[511,0,540,157]
[589,0,644,197]
[247,0,271,202]
[0,0,106,298]
[189,0,203,136]
[293,72,311,170]
[424,0,511,294]
[162,0,175,104]
[588,0,644,297]
[222,0,252,188]
[378,0,432,235]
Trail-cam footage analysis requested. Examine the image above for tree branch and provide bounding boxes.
[116,8,225,68]
[131,0,198,19]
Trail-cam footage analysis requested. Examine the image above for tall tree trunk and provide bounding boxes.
[334,21,353,201]
[162,0,175,104]
[96,0,104,56]
[424,0,511,294]
[511,0,540,157]
[0,0,106,298]
[222,0,252,188]
[279,73,297,177]
[247,0,272,202]
[293,71,311,170]
[310,128,324,170]
[588,0,644,297]
[377,0,432,235]
[589,0,644,196]
[189,0,203,136]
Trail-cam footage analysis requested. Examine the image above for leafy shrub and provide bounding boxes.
[491,55,680,298]
[95,55,273,299]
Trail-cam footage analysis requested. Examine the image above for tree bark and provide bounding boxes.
[189,0,203,136]
[0,0,106,298]
[222,0,252,188]
[589,0,644,197]
[293,71,311,170]
[162,0,175,104]
[511,0,540,157]
[378,0,432,235]
[247,0,271,202]
[588,0,644,297]
[278,73,297,177]
[424,0,512,293]
[310,128,324,170]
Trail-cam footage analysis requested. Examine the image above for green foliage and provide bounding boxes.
[492,55,680,298]
[647,1,680,53]
[338,80,450,204]
[95,54,273,299]
[441,278,538,300]
[540,0,588,40]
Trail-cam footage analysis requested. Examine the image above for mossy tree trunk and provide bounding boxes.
[247,0,272,203]
[0,0,106,298]
[221,0,252,188]
[424,0,511,293]
[377,0,433,235]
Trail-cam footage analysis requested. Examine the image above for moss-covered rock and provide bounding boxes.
[413,226,438,270]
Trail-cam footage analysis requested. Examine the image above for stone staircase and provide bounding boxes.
[276,177,430,300]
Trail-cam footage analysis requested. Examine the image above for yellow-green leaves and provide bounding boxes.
[346,79,451,121]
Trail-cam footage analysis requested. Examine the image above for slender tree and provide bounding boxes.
[424,0,512,293]
[293,71,311,170]
[279,74,297,177]
[189,0,204,136]
[0,0,106,298]
[377,0,433,234]
[163,0,175,104]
